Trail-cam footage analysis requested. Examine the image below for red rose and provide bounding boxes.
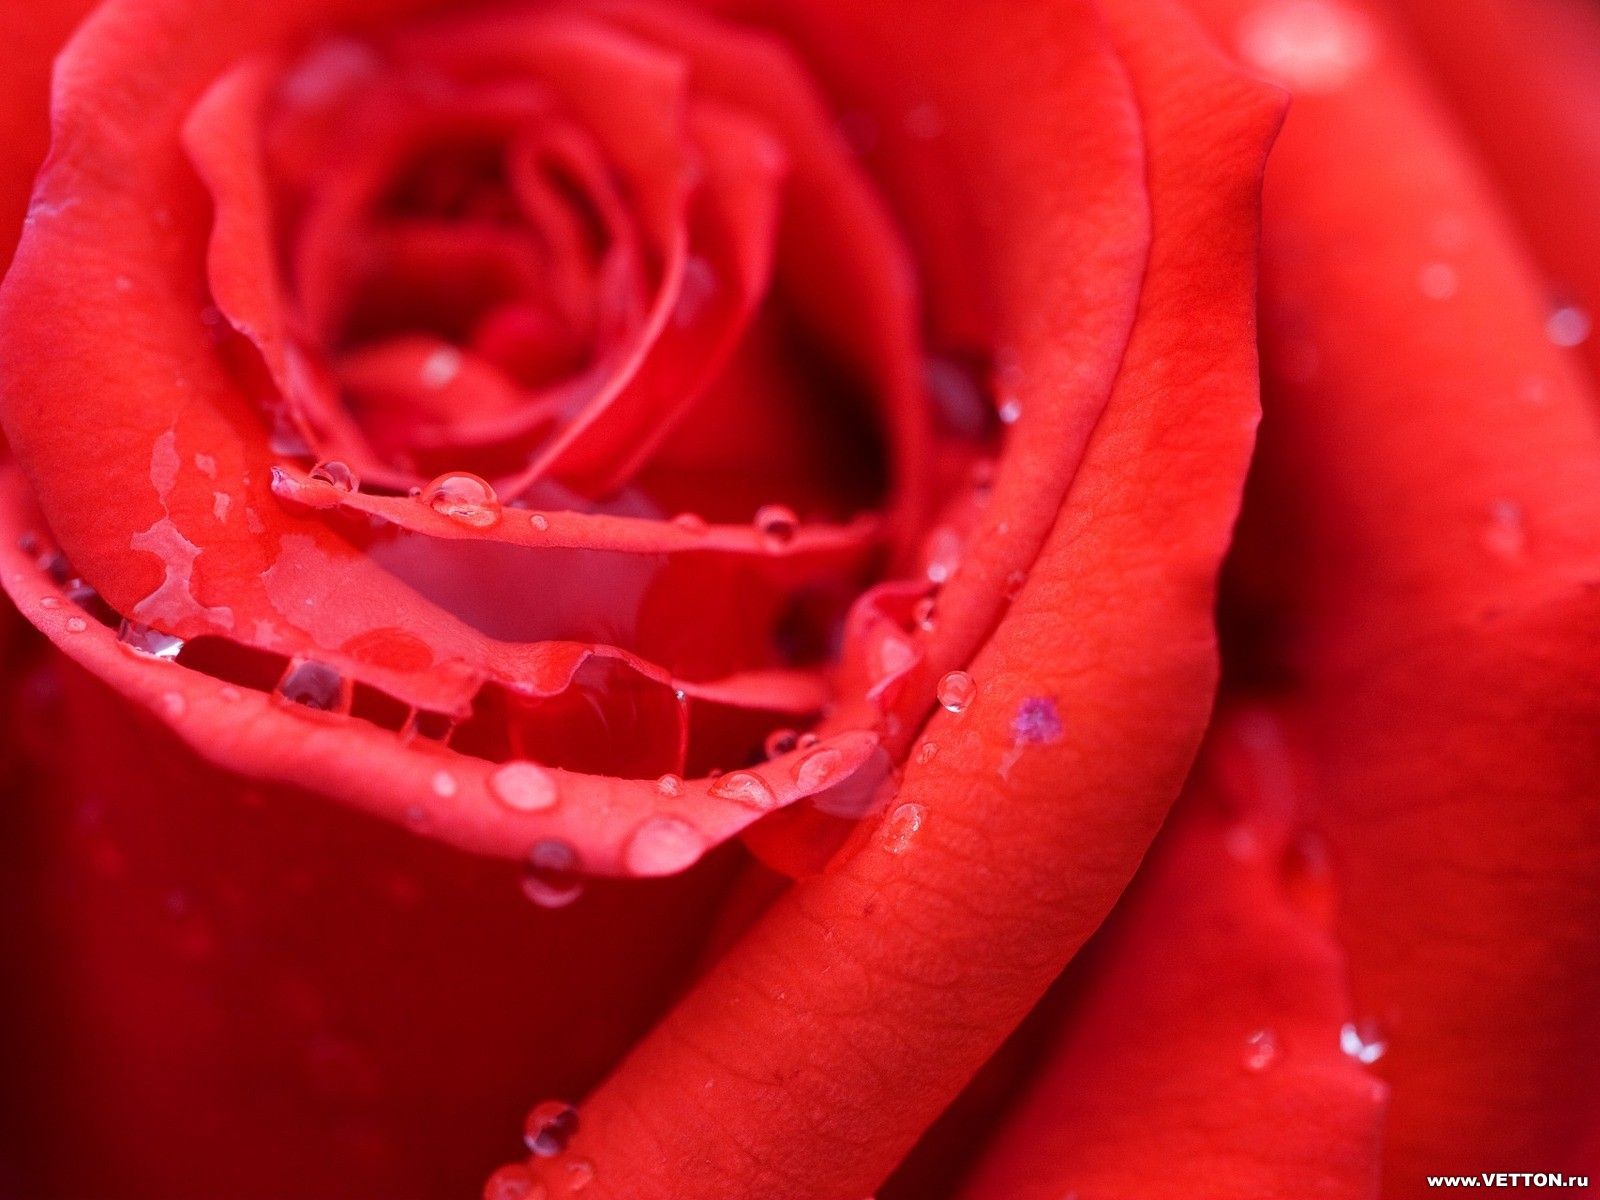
[1,1,1596,1199]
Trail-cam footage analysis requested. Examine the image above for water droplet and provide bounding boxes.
[671,512,707,533]
[160,692,186,719]
[65,616,88,634]
[565,1159,595,1191]
[520,839,584,908]
[420,346,463,388]
[1003,570,1027,600]
[483,1164,542,1200]
[529,512,549,532]
[118,619,184,660]
[655,773,684,797]
[1546,304,1592,348]
[793,746,846,792]
[923,526,962,585]
[915,741,938,766]
[1243,1028,1280,1072]
[912,596,938,632]
[881,802,925,853]
[1482,499,1526,562]
[709,770,777,810]
[309,459,359,492]
[1011,696,1063,745]
[523,1101,579,1157]
[937,671,975,713]
[421,472,501,528]
[624,815,703,876]
[754,504,798,549]
[276,659,345,711]
[39,596,61,610]
[997,395,1023,425]
[764,728,799,758]
[431,769,458,798]
[270,465,342,510]
[1339,1018,1389,1064]
[1418,262,1459,300]
[490,761,558,813]
[796,732,820,750]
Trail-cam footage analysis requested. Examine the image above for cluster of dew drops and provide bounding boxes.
[274,456,811,553]
[1240,1017,1389,1080]
[483,1100,593,1200]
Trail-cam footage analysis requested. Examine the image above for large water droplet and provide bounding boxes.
[520,839,584,908]
[277,659,346,712]
[937,670,975,713]
[709,770,777,810]
[624,815,703,876]
[523,1101,579,1157]
[881,802,925,854]
[491,761,558,813]
[754,504,798,549]
[655,773,684,797]
[1339,1018,1389,1065]
[309,459,359,492]
[422,472,501,528]
[793,746,846,793]
[270,465,342,510]
[1243,1028,1280,1072]
[118,619,184,660]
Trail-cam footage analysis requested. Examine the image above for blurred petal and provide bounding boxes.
[1388,0,1600,383]
[955,710,1384,1200]
[1189,0,1600,1185]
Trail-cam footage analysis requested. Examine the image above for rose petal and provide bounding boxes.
[1389,0,1600,381]
[506,3,1282,1194]
[954,709,1384,1200]
[1190,0,1600,1183]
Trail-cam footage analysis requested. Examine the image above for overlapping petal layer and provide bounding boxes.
[953,711,1385,1200]
[1188,0,1600,1188]
[496,2,1282,1194]
[0,0,945,880]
